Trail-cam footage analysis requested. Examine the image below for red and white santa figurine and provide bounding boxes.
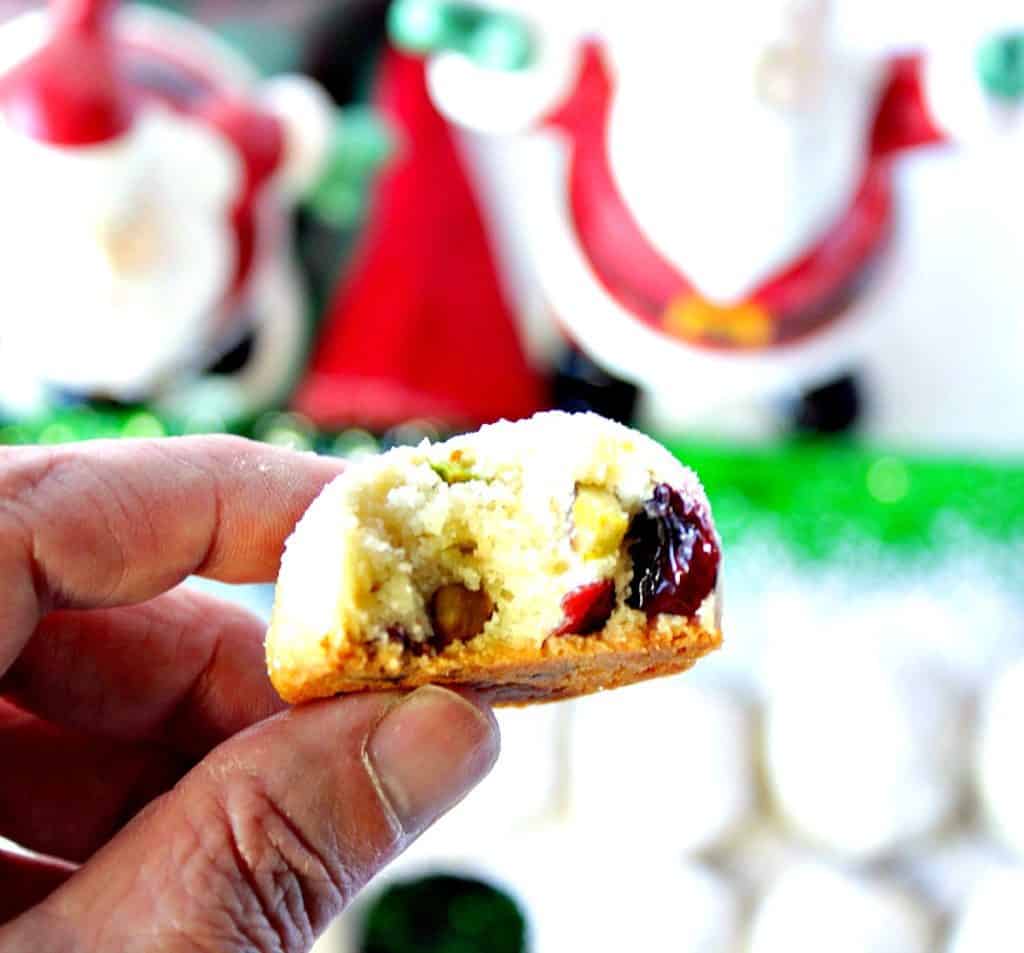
[0,0,356,427]
[392,0,1024,431]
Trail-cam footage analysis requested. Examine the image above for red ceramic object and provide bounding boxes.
[0,0,130,146]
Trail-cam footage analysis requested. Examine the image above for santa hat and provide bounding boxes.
[0,0,131,147]
[294,49,545,431]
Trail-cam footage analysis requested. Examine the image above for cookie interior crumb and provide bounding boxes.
[268,412,720,690]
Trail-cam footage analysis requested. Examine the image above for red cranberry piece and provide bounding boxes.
[552,579,615,637]
[626,484,720,618]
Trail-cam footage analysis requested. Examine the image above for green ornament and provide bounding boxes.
[121,411,167,439]
[305,107,396,228]
[389,0,534,71]
[978,31,1024,101]
[469,13,534,72]
[253,411,317,452]
[360,874,527,953]
[331,428,379,460]
[389,0,451,54]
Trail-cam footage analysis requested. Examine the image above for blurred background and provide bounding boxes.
[0,0,1022,950]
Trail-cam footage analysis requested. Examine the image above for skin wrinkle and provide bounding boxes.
[157,602,231,751]
[0,534,44,682]
[14,454,129,611]
[94,443,216,596]
[64,458,133,612]
[199,736,382,915]
[179,772,355,953]
[148,441,225,580]
[3,439,245,625]
[0,456,53,673]
[0,449,166,654]
[357,697,410,845]
[219,794,299,944]
[129,598,214,739]
[220,787,322,951]
[168,794,281,953]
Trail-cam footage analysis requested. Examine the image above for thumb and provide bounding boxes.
[1,686,498,953]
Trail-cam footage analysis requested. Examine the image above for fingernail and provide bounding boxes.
[366,685,499,836]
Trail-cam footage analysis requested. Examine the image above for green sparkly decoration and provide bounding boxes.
[662,437,1024,570]
[331,428,380,460]
[5,403,1021,577]
[0,401,243,446]
[389,0,535,71]
[978,31,1024,101]
[252,412,316,452]
[121,411,167,439]
[360,874,527,953]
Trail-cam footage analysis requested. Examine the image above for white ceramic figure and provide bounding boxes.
[713,817,820,897]
[748,862,935,953]
[895,831,1012,919]
[762,626,970,860]
[393,0,1024,430]
[567,679,758,856]
[976,660,1024,857]
[0,0,354,426]
[946,866,1024,953]
[347,825,746,953]
[487,832,745,953]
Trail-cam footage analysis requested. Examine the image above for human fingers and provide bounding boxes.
[0,436,342,678]
[0,702,185,863]
[3,587,284,756]
[0,687,499,953]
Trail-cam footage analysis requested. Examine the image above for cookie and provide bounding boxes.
[266,412,723,705]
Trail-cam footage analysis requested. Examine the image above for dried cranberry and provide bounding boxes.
[626,484,720,618]
[552,579,615,637]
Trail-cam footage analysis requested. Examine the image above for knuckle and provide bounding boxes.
[186,772,352,953]
[0,449,66,602]
[0,445,134,608]
[0,447,63,530]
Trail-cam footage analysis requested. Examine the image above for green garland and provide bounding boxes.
[3,406,1022,568]
[664,437,1024,566]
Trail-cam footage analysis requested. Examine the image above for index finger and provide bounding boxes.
[0,436,343,677]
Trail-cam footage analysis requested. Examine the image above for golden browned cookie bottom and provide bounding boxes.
[269,620,722,707]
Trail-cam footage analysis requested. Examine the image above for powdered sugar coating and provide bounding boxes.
[267,411,720,695]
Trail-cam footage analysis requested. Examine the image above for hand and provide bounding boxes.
[0,436,499,952]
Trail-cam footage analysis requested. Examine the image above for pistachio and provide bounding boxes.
[572,486,629,560]
[431,449,483,484]
[429,583,494,648]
